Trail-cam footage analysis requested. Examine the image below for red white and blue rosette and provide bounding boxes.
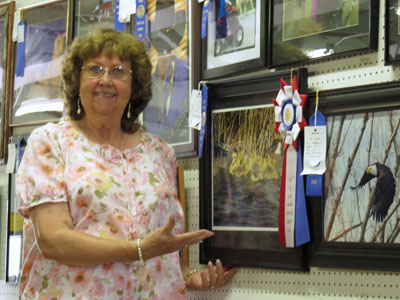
[273,76,310,248]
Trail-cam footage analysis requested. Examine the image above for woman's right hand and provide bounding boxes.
[140,216,214,260]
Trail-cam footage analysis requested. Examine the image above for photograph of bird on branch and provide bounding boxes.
[324,109,400,243]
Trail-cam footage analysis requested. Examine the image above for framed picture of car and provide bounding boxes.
[201,0,267,80]
[385,0,400,64]
[9,0,72,127]
[270,0,379,68]
[0,1,14,161]
[72,0,130,37]
[307,82,400,271]
[199,68,309,270]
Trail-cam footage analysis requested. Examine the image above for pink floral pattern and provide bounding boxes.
[17,119,187,300]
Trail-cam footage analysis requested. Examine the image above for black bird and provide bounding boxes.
[351,163,396,222]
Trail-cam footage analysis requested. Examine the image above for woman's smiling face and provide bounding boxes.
[79,51,132,122]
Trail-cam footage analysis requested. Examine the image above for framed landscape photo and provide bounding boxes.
[385,0,400,64]
[308,82,400,271]
[270,0,379,68]
[9,0,72,126]
[201,0,266,80]
[0,1,14,161]
[141,0,197,157]
[199,69,309,270]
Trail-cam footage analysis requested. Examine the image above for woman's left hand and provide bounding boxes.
[185,259,238,291]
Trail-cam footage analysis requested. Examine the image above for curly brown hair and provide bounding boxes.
[62,28,152,133]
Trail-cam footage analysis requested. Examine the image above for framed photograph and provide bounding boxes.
[0,2,14,161]
[308,82,400,271]
[199,69,308,270]
[201,0,266,79]
[385,0,400,64]
[9,0,72,127]
[270,0,379,68]
[73,0,130,37]
[5,135,27,284]
[141,0,197,157]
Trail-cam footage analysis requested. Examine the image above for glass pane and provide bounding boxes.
[74,0,129,37]
[142,0,191,146]
[11,1,68,125]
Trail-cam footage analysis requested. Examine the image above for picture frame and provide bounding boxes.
[9,0,72,127]
[199,69,309,270]
[141,0,197,158]
[307,82,400,271]
[201,0,266,80]
[0,1,14,162]
[72,0,131,38]
[385,0,400,64]
[5,135,27,284]
[270,0,379,68]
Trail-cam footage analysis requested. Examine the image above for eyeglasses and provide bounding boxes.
[81,64,132,81]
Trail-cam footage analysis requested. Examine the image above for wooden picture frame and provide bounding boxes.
[307,82,400,271]
[270,0,379,68]
[199,69,308,270]
[201,0,267,80]
[0,1,14,162]
[9,0,72,127]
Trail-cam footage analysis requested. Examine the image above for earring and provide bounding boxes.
[127,101,131,119]
[77,97,82,115]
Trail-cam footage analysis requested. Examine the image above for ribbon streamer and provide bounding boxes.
[273,76,310,247]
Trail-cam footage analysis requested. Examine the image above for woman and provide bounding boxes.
[17,28,236,299]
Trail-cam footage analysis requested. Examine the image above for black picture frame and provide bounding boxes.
[307,82,400,271]
[270,0,379,68]
[201,0,267,80]
[385,0,400,64]
[199,68,309,270]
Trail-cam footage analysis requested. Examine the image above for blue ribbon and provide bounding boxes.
[135,0,147,41]
[201,0,210,39]
[16,20,26,77]
[306,111,326,196]
[199,83,208,158]
[114,0,125,31]
[219,0,225,18]
[295,140,310,246]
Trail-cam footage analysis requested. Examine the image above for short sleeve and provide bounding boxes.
[17,126,68,218]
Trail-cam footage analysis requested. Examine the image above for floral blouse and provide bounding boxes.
[17,119,187,300]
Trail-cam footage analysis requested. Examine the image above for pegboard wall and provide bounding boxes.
[1,0,400,299]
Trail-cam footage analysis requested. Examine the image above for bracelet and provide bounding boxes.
[183,269,201,285]
[137,238,146,266]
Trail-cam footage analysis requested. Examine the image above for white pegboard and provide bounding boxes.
[181,168,400,300]
[0,281,18,300]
